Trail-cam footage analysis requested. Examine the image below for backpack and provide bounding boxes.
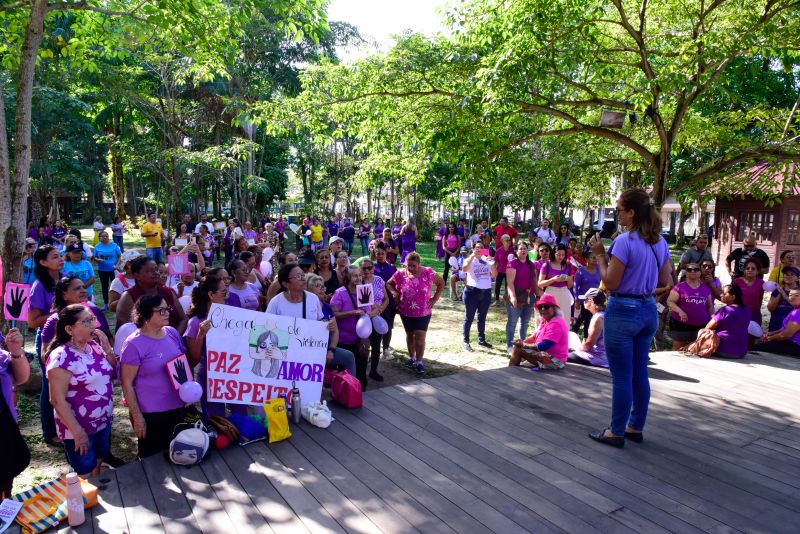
[169,420,210,465]
[682,328,720,358]
[331,369,363,408]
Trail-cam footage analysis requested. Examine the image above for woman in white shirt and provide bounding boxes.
[461,241,497,352]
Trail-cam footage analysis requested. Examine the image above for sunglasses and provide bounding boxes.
[701,264,714,269]
[685,268,701,272]
[537,305,552,311]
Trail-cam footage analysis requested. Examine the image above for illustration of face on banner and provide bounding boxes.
[168,253,190,275]
[204,304,328,406]
[4,282,31,321]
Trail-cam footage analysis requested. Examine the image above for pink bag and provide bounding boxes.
[331,370,362,408]
[323,369,336,387]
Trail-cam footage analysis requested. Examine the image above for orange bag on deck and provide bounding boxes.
[13,475,97,533]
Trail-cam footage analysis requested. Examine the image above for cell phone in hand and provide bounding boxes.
[559,274,567,279]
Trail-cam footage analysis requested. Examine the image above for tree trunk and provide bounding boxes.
[109,113,127,219]
[2,0,48,295]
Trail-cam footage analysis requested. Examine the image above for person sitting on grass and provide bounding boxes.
[752,288,800,357]
[509,294,568,370]
[448,246,468,300]
[568,288,607,367]
[703,284,751,359]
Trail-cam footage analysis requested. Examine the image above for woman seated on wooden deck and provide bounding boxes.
[752,288,800,357]
[508,294,569,370]
[703,284,751,359]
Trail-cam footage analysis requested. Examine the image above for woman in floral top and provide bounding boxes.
[45,304,116,476]
[387,252,444,374]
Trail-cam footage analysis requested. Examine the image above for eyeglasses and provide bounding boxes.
[153,306,170,316]
[361,266,374,271]
[685,268,701,272]
[615,207,626,212]
[701,264,714,269]
[78,317,97,326]
[536,305,552,311]
[290,274,306,280]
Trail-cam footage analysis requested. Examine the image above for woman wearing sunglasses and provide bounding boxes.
[120,294,189,458]
[587,189,672,448]
[699,260,722,300]
[508,293,568,370]
[666,262,714,350]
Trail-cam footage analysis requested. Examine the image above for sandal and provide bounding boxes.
[588,428,624,448]
[624,430,643,443]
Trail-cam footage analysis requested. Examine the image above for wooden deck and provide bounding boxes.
[24,350,800,533]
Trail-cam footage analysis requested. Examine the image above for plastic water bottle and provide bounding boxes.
[291,381,301,424]
[66,472,85,527]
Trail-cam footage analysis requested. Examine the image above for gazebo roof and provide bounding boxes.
[704,161,799,198]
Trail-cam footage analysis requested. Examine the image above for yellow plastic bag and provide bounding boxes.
[263,398,292,443]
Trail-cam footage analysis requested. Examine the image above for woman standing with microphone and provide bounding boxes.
[588,189,672,447]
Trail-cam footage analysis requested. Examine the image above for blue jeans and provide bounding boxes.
[462,286,491,343]
[146,247,163,263]
[36,329,57,441]
[113,235,124,252]
[63,424,112,475]
[329,347,356,376]
[604,296,658,436]
[505,300,533,348]
[359,236,370,256]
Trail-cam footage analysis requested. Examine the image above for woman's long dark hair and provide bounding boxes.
[188,276,223,319]
[44,304,86,362]
[34,245,59,292]
[52,275,82,312]
[723,284,744,306]
[620,188,662,245]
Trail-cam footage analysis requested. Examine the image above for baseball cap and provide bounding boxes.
[329,236,343,245]
[120,249,142,264]
[580,287,606,305]
[298,251,316,266]
[66,242,83,253]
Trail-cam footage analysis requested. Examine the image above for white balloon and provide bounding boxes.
[762,281,778,293]
[568,331,583,351]
[114,322,138,355]
[262,247,274,262]
[179,380,203,404]
[178,295,192,314]
[289,223,300,234]
[356,314,373,339]
[748,321,763,338]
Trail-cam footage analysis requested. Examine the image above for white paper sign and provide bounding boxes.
[0,499,23,533]
[205,304,327,407]
[355,284,374,307]
[174,238,188,246]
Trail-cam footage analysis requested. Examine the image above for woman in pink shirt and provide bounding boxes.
[666,262,714,349]
[508,294,568,370]
[733,258,765,325]
[387,252,445,374]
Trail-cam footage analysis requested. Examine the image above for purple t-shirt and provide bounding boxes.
[494,245,514,273]
[508,258,535,291]
[373,261,396,283]
[541,261,572,288]
[331,287,372,344]
[713,305,751,357]
[227,283,260,311]
[120,327,186,413]
[41,302,111,346]
[783,308,800,345]
[608,232,670,295]
[46,341,115,440]
[275,221,286,234]
[575,266,601,300]
[29,279,54,316]
[0,351,18,421]
[733,277,764,323]
[670,282,712,326]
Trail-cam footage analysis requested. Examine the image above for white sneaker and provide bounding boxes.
[382,348,392,360]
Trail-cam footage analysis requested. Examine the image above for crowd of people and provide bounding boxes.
[2,198,798,494]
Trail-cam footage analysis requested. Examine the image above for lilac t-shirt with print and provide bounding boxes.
[391,266,435,317]
[0,351,18,421]
[608,232,670,295]
[46,341,115,439]
[331,287,374,344]
[29,279,54,315]
[713,305,750,357]
[227,283,260,311]
[120,327,185,413]
[670,282,712,326]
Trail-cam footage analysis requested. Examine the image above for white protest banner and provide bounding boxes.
[205,303,327,407]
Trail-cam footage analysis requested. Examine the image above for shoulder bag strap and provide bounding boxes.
[302,291,306,320]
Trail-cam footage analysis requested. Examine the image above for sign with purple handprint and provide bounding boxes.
[4,282,31,321]
[168,253,190,275]
[166,353,193,389]
[356,283,374,307]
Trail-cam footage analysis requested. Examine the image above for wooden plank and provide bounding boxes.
[293,424,451,534]
[268,439,384,534]
[140,454,202,534]
[169,458,237,533]
[319,412,494,534]
[372,387,662,534]
[378,382,705,534]
[436,370,760,531]
[443,368,796,532]
[199,451,273,534]
[243,443,347,534]
[219,444,310,534]
[115,460,166,533]
[89,470,128,534]
[333,407,548,534]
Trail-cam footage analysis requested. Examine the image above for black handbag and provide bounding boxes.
[0,382,30,483]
